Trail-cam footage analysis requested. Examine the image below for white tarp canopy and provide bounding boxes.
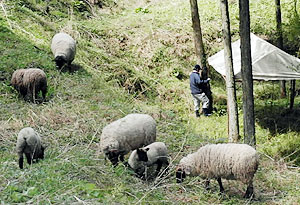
[208,33,300,81]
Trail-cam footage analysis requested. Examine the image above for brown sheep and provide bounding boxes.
[11,68,47,102]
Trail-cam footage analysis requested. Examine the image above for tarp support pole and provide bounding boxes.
[289,80,296,110]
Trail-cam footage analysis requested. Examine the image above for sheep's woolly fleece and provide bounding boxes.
[178,143,259,184]
[16,127,43,159]
[100,113,156,155]
[51,32,76,63]
[128,142,168,171]
[11,68,47,100]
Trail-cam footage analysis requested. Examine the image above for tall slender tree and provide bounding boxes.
[189,0,213,113]
[275,0,286,98]
[220,0,240,142]
[289,0,298,109]
[189,0,206,70]
[239,0,256,146]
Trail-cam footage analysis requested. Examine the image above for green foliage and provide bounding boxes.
[1,0,300,204]
[267,133,300,165]
[285,5,300,56]
[72,0,88,12]
[135,7,150,14]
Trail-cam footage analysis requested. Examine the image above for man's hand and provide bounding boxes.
[207,78,211,81]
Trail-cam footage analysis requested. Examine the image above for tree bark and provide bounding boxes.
[189,0,213,113]
[220,0,240,142]
[239,0,256,146]
[275,0,286,98]
[189,0,206,70]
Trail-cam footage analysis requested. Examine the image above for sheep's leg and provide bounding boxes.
[42,87,47,101]
[32,83,36,103]
[119,155,124,162]
[205,179,210,190]
[26,85,32,102]
[68,62,72,72]
[25,153,32,165]
[19,156,24,169]
[244,180,254,198]
[155,160,163,176]
[20,87,27,99]
[161,161,169,175]
[217,178,224,193]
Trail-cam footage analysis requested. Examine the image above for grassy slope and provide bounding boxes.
[0,0,300,204]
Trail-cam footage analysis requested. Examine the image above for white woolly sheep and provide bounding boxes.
[16,127,45,169]
[176,143,259,198]
[128,142,169,178]
[100,113,156,166]
[11,68,47,102]
[51,32,76,70]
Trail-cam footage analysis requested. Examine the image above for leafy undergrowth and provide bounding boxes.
[1,0,300,204]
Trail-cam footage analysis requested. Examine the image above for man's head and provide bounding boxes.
[193,64,201,72]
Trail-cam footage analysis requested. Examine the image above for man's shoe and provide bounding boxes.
[203,108,211,117]
[195,110,200,117]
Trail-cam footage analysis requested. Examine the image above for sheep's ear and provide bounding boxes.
[184,167,191,175]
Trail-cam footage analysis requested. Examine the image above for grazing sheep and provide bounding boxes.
[100,113,156,166]
[128,142,169,178]
[51,32,76,70]
[176,143,259,198]
[11,68,47,102]
[16,127,45,169]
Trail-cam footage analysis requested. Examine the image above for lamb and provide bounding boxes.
[11,68,47,102]
[51,32,76,70]
[128,142,169,178]
[16,127,45,169]
[175,143,259,198]
[100,113,156,166]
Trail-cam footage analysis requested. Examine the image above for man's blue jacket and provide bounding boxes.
[189,71,208,94]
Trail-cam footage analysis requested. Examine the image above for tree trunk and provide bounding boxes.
[189,0,206,69]
[220,0,240,142]
[275,0,286,98]
[189,0,213,113]
[239,0,256,146]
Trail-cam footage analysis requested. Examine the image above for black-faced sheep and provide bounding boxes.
[128,142,169,178]
[51,32,76,70]
[16,127,45,169]
[11,68,47,102]
[176,143,259,198]
[100,113,156,166]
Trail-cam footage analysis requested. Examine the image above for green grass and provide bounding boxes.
[1,0,300,204]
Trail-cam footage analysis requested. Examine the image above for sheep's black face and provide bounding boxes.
[137,148,148,162]
[176,168,186,183]
[106,152,119,166]
[38,146,45,159]
[55,56,66,69]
